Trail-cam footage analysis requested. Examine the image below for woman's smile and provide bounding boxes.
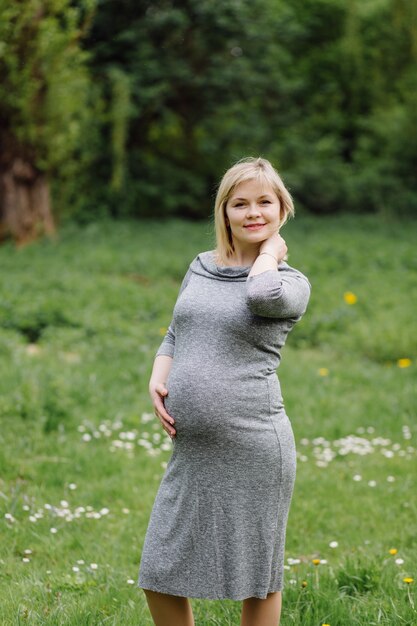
[244,223,266,231]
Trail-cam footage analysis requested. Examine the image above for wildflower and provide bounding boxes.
[389,548,398,555]
[312,559,321,566]
[127,579,135,584]
[404,578,415,609]
[329,541,338,548]
[397,358,412,368]
[353,474,362,481]
[50,528,57,534]
[72,566,80,572]
[26,343,41,355]
[90,563,98,570]
[318,368,329,376]
[402,425,412,440]
[396,558,404,565]
[301,581,308,587]
[343,291,357,304]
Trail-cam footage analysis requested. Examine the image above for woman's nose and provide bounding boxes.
[246,203,262,215]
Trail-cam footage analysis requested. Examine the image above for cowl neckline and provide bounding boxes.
[190,250,287,282]
[196,250,251,279]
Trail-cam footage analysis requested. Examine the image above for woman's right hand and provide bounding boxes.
[149,382,176,438]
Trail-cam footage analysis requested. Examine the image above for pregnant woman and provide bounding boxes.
[137,156,311,626]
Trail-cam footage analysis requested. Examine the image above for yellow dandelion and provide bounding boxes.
[397,358,412,368]
[318,368,329,377]
[301,580,308,587]
[322,624,331,626]
[343,291,357,305]
[158,327,168,336]
[403,577,414,584]
[389,548,398,555]
[312,558,321,566]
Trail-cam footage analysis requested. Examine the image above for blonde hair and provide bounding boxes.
[212,156,295,265]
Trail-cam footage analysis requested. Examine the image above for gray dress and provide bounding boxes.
[137,250,311,601]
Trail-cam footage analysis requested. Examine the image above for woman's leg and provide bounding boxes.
[240,590,282,626]
[143,589,195,626]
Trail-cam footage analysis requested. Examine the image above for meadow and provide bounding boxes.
[0,214,416,625]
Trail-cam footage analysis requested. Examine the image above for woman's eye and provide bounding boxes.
[261,200,271,204]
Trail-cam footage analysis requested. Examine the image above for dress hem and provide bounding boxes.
[136,581,284,601]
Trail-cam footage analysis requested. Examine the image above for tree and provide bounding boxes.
[0,0,96,244]
[83,0,292,218]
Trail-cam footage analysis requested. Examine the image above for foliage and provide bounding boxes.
[0,0,96,181]
[1,0,417,223]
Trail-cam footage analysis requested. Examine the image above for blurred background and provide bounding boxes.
[0,2,416,624]
[1,0,417,243]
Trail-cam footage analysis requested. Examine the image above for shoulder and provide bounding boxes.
[195,250,214,262]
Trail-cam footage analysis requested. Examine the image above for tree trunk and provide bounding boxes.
[0,158,56,246]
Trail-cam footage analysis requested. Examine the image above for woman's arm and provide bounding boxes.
[149,355,176,437]
[248,251,279,277]
[148,265,193,438]
[245,232,311,319]
[149,354,173,390]
[154,266,193,359]
[246,266,311,319]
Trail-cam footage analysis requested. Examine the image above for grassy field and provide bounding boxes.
[0,214,416,625]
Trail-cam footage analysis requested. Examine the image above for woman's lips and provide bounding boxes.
[244,224,265,230]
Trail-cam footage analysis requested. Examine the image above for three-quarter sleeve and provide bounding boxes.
[155,267,193,358]
[246,266,311,319]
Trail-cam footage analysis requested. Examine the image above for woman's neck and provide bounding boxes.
[215,248,258,267]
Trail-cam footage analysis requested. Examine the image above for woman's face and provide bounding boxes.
[225,179,281,247]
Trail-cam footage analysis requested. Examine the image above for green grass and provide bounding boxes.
[0,214,416,624]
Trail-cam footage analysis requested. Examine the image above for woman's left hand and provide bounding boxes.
[259,232,288,263]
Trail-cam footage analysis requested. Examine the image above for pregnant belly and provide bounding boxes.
[164,367,272,443]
